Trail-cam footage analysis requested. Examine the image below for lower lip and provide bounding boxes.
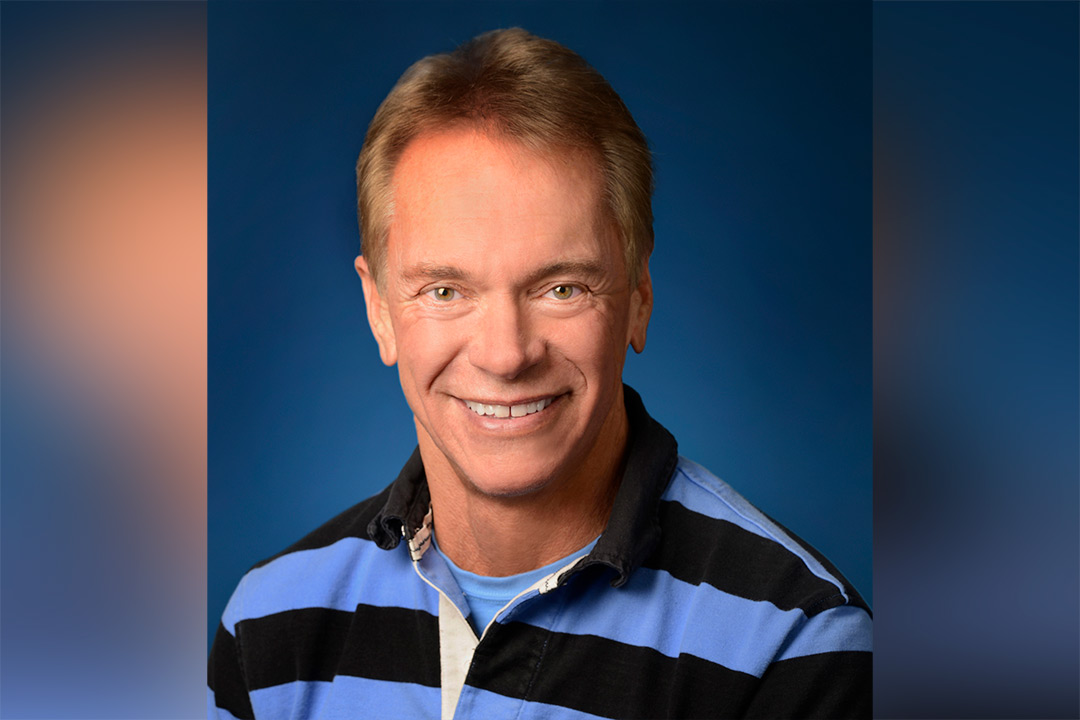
[459,394,565,432]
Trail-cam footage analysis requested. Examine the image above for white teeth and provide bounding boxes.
[465,397,554,418]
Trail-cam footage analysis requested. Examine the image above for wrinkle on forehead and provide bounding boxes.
[384,126,620,285]
[388,126,609,234]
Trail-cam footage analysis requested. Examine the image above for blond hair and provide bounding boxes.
[356,28,653,286]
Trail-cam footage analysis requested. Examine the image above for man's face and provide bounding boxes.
[357,127,651,499]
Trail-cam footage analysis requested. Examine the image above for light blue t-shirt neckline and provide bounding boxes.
[433,533,600,636]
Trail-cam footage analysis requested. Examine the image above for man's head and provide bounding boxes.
[356,27,653,288]
[354,30,654,501]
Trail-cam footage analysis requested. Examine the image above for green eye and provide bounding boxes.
[431,287,456,301]
[549,285,577,300]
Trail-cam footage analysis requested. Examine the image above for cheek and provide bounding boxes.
[393,315,468,389]
[555,310,629,374]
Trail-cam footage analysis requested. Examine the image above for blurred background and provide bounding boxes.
[2,2,1076,719]
[2,2,207,717]
[873,3,1078,717]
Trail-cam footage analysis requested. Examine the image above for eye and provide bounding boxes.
[546,284,580,300]
[428,287,457,302]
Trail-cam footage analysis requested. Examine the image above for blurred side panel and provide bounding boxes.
[1,2,207,717]
[874,2,1078,718]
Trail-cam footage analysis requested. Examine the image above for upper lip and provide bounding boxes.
[458,393,562,406]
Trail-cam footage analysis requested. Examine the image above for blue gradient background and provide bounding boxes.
[208,0,873,659]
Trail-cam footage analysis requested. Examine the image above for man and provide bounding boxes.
[209,28,871,719]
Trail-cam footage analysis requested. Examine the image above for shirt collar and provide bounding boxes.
[367,384,679,587]
[367,446,430,551]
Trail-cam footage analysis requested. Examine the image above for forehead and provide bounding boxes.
[386,128,616,276]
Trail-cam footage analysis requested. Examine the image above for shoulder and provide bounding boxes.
[221,484,411,635]
[654,456,870,618]
[256,481,395,569]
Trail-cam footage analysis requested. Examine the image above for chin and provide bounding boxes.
[470,480,550,500]
[457,459,561,500]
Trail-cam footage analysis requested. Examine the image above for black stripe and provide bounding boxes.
[742,651,872,719]
[469,621,759,719]
[762,512,873,617]
[335,604,440,687]
[251,485,393,569]
[235,605,440,691]
[646,500,852,614]
[208,622,255,719]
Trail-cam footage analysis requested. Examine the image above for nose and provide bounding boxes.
[468,295,543,380]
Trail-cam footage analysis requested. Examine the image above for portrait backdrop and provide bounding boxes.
[209,1,871,652]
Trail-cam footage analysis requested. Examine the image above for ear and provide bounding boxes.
[628,261,653,354]
[355,255,397,366]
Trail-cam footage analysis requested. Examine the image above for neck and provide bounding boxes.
[420,403,628,577]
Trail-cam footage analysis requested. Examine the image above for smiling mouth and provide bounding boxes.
[462,396,558,419]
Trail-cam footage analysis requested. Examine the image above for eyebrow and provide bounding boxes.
[524,259,608,286]
[399,262,472,285]
[399,258,609,287]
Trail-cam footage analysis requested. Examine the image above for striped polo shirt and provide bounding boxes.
[209,386,872,719]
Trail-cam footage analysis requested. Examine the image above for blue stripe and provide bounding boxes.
[663,458,775,541]
[507,565,805,677]
[775,604,872,660]
[250,677,441,719]
[207,689,244,720]
[666,457,851,600]
[222,538,436,633]
[457,687,611,720]
[249,680,332,720]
